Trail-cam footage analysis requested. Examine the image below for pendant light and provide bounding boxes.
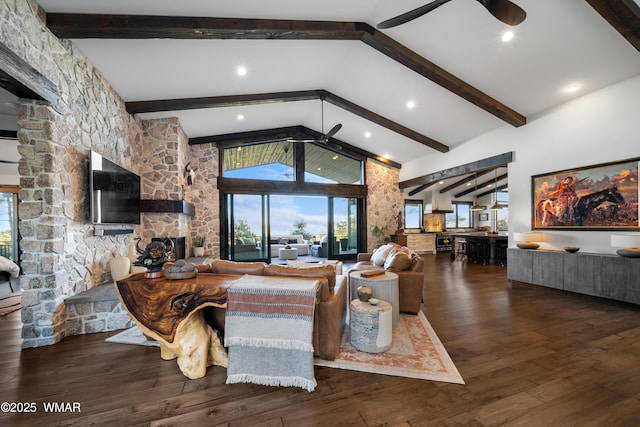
[471,173,483,211]
[490,168,503,210]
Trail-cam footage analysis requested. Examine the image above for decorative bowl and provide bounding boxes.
[564,247,580,253]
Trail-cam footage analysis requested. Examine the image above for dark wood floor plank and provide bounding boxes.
[2,254,640,425]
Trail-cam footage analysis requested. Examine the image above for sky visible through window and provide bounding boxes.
[232,194,329,237]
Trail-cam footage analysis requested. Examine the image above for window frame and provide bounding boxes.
[445,202,473,229]
[404,199,423,230]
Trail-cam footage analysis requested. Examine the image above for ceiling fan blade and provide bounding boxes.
[478,0,526,26]
[377,0,453,29]
[0,160,18,164]
[324,123,342,139]
[286,138,317,143]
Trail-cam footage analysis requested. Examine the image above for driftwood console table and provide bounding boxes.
[115,273,239,379]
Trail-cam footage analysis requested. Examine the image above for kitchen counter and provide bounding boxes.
[450,232,508,265]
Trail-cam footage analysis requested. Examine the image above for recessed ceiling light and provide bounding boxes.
[332,155,339,160]
[364,132,372,138]
[565,83,582,93]
[237,114,244,121]
[236,66,247,76]
[467,182,472,186]
[501,31,514,42]
[439,181,444,185]
[407,100,416,109]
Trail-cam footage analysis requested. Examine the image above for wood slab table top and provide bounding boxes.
[115,273,241,343]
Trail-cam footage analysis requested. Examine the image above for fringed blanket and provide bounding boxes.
[224,275,319,392]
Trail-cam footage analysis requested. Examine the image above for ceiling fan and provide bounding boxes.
[287,98,342,144]
[377,0,527,29]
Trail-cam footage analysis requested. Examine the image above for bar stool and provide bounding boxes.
[456,239,467,261]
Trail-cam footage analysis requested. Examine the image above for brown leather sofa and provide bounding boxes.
[352,250,425,314]
[196,259,347,361]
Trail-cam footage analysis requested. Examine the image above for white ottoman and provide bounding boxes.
[349,299,392,353]
[278,247,298,260]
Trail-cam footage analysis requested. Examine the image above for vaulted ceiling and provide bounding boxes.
[2,0,640,192]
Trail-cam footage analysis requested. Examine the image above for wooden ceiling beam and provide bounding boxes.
[407,182,438,197]
[586,0,640,52]
[323,91,449,152]
[456,173,508,197]
[0,130,18,139]
[46,14,526,129]
[477,182,509,198]
[127,89,449,152]
[438,169,493,194]
[399,152,513,190]
[0,41,58,105]
[126,90,321,114]
[360,29,526,128]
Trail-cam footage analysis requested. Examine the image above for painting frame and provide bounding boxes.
[479,213,489,221]
[532,157,639,230]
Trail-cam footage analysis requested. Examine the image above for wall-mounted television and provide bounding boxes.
[90,151,141,225]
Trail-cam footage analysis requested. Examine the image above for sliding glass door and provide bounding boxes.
[224,194,364,261]
[330,197,362,259]
[227,194,269,262]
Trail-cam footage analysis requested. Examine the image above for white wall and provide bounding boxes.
[402,74,640,254]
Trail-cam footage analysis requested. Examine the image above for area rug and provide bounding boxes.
[314,311,464,385]
[107,311,464,385]
[0,291,21,316]
[106,326,159,347]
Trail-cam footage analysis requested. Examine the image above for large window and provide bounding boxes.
[222,140,363,185]
[404,200,423,229]
[445,202,471,229]
[222,141,294,181]
[219,140,366,260]
[304,143,362,184]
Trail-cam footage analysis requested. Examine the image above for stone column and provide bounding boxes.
[366,160,403,252]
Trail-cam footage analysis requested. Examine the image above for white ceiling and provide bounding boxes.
[20,0,640,168]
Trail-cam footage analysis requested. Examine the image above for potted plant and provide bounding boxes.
[193,236,205,257]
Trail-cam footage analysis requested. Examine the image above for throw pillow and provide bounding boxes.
[384,247,414,271]
[371,243,398,266]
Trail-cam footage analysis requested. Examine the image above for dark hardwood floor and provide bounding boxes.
[2,254,640,426]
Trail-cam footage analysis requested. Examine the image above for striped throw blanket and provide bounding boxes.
[224,275,319,392]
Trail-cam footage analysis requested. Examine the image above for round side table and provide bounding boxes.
[349,299,392,353]
[349,270,399,329]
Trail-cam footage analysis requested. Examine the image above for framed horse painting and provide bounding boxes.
[532,157,639,230]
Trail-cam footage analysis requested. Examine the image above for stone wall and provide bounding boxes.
[187,143,220,258]
[365,160,403,252]
[2,0,145,347]
[138,118,191,244]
